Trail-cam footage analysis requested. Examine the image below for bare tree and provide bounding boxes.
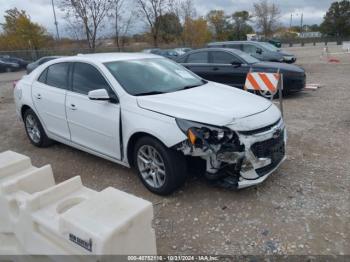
[168,0,196,22]
[59,0,114,50]
[253,0,280,37]
[136,0,167,47]
[64,15,85,40]
[180,0,196,20]
[113,0,135,51]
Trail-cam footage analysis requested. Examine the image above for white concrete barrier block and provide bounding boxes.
[15,177,97,254]
[0,150,56,234]
[59,187,156,255]
[0,151,157,256]
[0,151,33,178]
[0,233,26,255]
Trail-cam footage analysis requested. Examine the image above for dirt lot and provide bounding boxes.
[0,45,349,255]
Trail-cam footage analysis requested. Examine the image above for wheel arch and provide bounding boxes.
[21,105,32,119]
[126,132,169,167]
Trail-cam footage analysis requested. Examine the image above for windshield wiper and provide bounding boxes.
[134,91,165,96]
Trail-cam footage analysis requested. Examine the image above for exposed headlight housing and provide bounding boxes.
[175,118,235,149]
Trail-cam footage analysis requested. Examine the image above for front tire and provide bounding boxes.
[133,136,187,195]
[23,109,54,147]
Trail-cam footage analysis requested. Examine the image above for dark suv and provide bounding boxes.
[207,41,296,63]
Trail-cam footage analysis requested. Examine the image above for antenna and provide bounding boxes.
[51,0,60,40]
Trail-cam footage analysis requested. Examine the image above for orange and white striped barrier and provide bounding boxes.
[244,72,280,94]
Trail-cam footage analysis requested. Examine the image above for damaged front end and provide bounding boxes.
[174,118,287,189]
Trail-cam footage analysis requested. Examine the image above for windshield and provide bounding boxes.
[238,52,260,64]
[259,42,280,52]
[105,58,205,96]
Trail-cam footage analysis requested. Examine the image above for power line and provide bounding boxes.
[51,0,60,40]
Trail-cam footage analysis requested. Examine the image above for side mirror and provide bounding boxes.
[88,89,110,101]
[256,48,263,54]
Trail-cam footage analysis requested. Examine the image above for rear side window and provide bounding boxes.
[39,58,50,65]
[46,63,70,89]
[211,51,240,64]
[186,52,208,63]
[37,68,48,83]
[72,62,110,95]
[227,44,241,50]
[242,44,258,54]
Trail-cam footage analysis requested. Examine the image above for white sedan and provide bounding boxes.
[14,53,286,195]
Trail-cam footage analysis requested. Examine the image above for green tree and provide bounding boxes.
[157,12,182,44]
[231,11,253,40]
[0,8,49,50]
[206,10,230,41]
[182,17,211,47]
[320,0,350,37]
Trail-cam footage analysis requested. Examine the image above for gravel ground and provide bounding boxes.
[0,45,349,256]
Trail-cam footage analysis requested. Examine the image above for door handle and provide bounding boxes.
[213,67,219,71]
[69,104,77,111]
[35,94,42,100]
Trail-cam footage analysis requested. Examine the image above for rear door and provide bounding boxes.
[31,62,71,140]
[208,50,247,88]
[65,62,121,159]
[181,51,212,80]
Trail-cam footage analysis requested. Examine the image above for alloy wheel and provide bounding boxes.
[137,145,166,189]
[25,114,41,144]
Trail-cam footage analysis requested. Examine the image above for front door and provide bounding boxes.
[242,44,265,61]
[208,51,247,88]
[66,62,121,159]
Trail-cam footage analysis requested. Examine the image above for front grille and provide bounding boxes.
[251,131,285,177]
[238,118,281,136]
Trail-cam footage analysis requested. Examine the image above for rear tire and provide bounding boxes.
[133,136,187,195]
[23,109,54,147]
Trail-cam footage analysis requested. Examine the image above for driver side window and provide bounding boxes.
[72,62,111,95]
[210,51,241,64]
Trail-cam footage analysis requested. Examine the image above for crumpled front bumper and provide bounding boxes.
[215,118,287,189]
[237,155,286,189]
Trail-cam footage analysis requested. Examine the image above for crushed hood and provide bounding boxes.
[137,82,272,126]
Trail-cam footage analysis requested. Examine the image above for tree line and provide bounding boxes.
[0,0,349,52]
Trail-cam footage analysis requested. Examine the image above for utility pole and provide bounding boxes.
[300,12,303,35]
[51,0,60,40]
[290,13,293,29]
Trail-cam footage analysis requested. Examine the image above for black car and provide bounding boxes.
[0,56,29,69]
[176,48,305,94]
[26,56,62,74]
[0,59,20,72]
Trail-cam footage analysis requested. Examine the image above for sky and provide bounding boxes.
[0,0,335,37]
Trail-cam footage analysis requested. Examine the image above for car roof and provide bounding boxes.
[183,47,246,56]
[39,56,61,60]
[208,41,261,46]
[54,52,161,63]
